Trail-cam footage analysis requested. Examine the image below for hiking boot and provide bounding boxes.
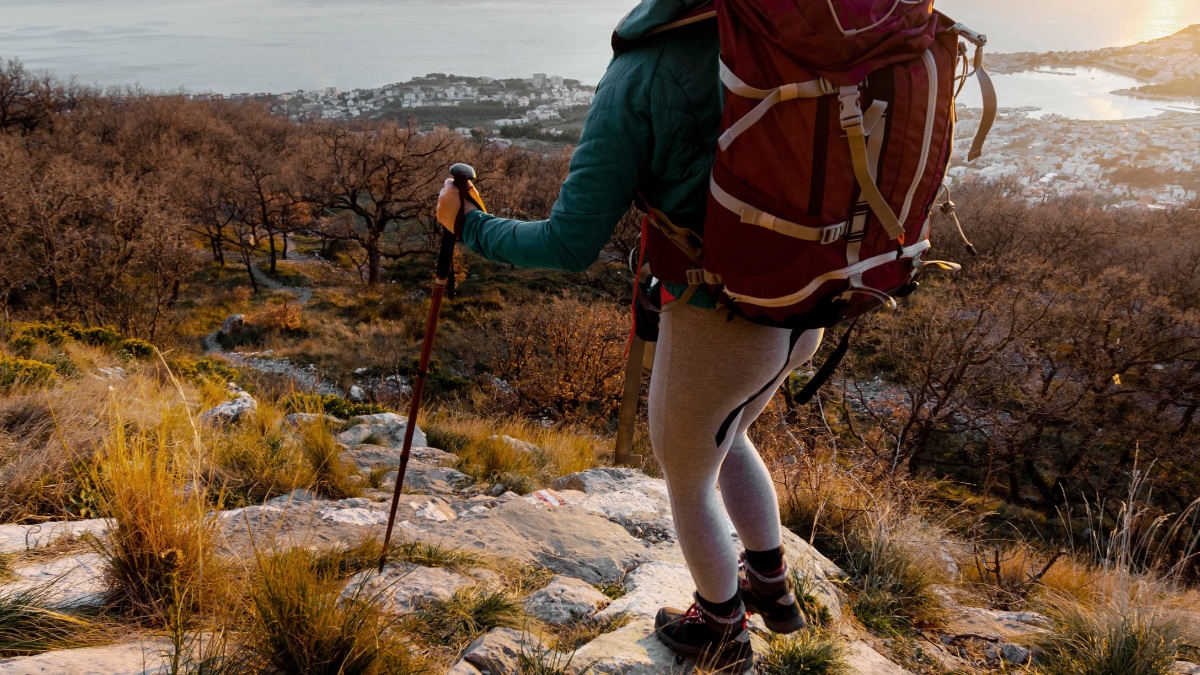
[740,554,807,634]
[654,594,754,673]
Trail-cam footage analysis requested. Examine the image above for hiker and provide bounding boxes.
[436,0,815,669]
[439,0,995,670]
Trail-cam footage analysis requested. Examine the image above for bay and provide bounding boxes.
[2,0,1199,120]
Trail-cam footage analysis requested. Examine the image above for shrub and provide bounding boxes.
[759,630,847,675]
[17,320,122,348]
[252,302,303,332]
[88,427,227,617]
[8,335,36,356]
[469,296,626,424]
[118,337,154,359]
[283,393,389,420]
[0,355,57,389]
[170,356,239,385]
[248,548,416,675]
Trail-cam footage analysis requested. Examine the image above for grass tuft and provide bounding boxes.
[0,586,105,656]
[548,611,632,652]
[758,630,848,675]
[1037,599,1180,675]
[248,547,421,675]
[409,586,524,649]
[88,425,227,618]
[296,414,361,499]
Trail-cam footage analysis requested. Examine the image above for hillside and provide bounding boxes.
[1,57,1200,675]
[990,24,1200,98]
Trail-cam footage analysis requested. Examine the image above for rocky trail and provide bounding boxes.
[0,401,1085,675]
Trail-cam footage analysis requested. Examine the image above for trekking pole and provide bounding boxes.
[379,163,484,572]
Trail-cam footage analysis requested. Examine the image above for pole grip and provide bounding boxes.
[436,227,456,280]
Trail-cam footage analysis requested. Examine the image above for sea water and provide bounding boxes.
[2,0,1199,120]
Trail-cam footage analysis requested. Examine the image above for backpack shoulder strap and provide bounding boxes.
[612,2,716,52]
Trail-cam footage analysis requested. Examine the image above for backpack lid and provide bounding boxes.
[613,0,715,52]
[719,0,941,86]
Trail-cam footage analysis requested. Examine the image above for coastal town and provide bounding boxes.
[187,72,595,142]
[183,25,1200,210]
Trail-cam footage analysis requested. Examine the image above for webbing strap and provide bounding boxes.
[718,59,838,151]
[715,327,809,447]
[710,175,846,244]
[725,239,931,308]
[897,50,939,230]
[794,319,856,406]
[969,47,997,161]
[840,86,906,241]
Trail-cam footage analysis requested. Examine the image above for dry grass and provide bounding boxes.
[88,422,230,619]
[424,411,606,489]
[247,547,421,675]
[295,412,361,499]
[0,584,109,656]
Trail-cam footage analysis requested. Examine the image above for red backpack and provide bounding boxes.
[646,0,995,326]
[615,0,996,459]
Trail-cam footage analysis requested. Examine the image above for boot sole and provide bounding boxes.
[743,597,807,635]
[654,618,754,673]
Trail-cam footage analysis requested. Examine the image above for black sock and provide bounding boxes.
[697,589,742,617]
[744,546,785,574]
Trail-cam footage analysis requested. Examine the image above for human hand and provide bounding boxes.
[436,177,479,232]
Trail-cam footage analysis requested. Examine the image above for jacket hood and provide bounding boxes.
[613,0,713,45]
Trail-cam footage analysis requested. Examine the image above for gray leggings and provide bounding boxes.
[648,303,823,603]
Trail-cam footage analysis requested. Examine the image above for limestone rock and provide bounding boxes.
[0,553,107,608]
[0,639,171,675]
[489,435,540,456]
[219,314,245,336]
[350,412,407,426]
[568,617,688,675]
[463,627,526,675]
[1000,642,1032,665]
[198,391,257,426]
[448,661,484,675]
[844,641,915,675]
[384,466,473,494]
[337,418,426,448]
[349,385,366,402]
[522,575,611,624]
[0,519,110,554]
[343,444,458,472]
[595,561,692,620]
[1173,662,1200,675]
[283,412,345,429]
[264,488,321,508]
[551,468,646,494]
[344,562,472,612]
[445,500,653,584]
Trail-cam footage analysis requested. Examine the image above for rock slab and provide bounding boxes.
[569,618,689,675]
[522,575,611,624]
[344,562,472,612]
[0,640,172,675]
[463,627,526,675]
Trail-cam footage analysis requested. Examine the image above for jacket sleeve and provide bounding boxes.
[461,63,652,273]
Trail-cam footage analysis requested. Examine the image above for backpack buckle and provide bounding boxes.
[820,222,846,245]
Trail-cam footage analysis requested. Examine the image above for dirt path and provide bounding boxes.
[203,260,314,354]
[202,261,341,395]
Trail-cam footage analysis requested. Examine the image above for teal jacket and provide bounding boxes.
[461,0,721,307]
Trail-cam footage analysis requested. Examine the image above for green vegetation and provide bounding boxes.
[759,630,847,675]
[283,394,389,420]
